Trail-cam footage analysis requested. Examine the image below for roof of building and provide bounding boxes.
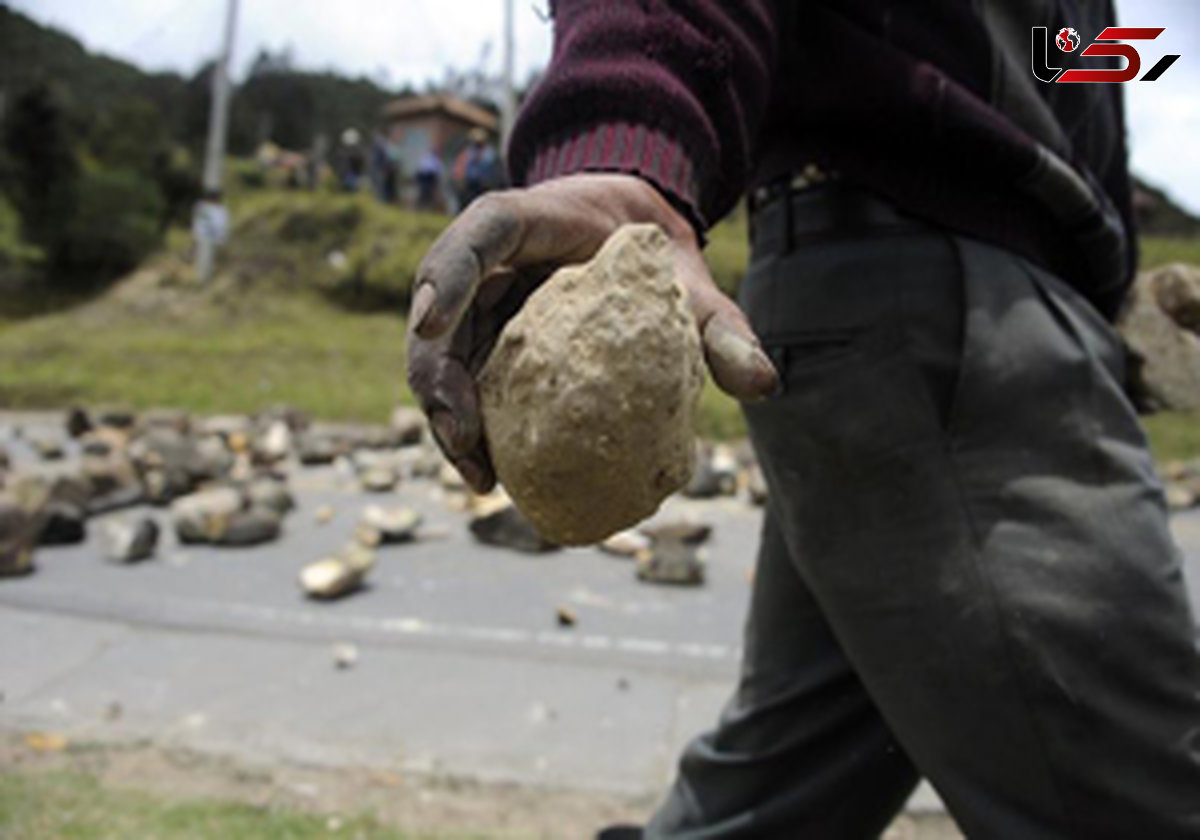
[381,95,499,132]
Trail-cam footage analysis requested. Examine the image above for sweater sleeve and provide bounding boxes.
[507,0,779,231]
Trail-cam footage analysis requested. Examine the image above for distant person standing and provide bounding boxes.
[416,149,444,212]
[452,128,500,211]
[339,128,366,192]
[191,189,229,282]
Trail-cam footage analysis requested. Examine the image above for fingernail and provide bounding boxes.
[752,348,781,391]
[410,284,436,333]
[457,459,485,491]
[431,411,459,453]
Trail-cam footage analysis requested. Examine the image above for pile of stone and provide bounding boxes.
[1119,262,1200,411]
[0,402,430,577]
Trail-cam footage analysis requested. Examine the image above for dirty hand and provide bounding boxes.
[405,173,779,493]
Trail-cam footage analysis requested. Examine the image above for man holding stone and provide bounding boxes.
[407,2,1200,838]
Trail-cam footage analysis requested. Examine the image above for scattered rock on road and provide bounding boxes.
[468,498,558,554]
[640,519,712,546]
[210,507,282,546]
[599,529,650,558]
[332,642,359,669]
[389,406,426,447]
[745,465,768,506]
[36,501,86,545]
[30,434,65,461]
[171,486,243,543]
[301,543,376,599]
[684,442,739,499]
[360,505,421,543]
[0,497,37,577]
[556,606,577,628]
[636,538,705,586]
[103,517,160,563]
[65,406,93,439]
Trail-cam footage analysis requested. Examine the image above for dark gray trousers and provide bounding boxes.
[647,187,1200,839]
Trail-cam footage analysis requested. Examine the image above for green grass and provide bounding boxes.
[0,770,476,840]
[1140,236,1200,271]
[0,293,408,422]
[1142,411,1200,464]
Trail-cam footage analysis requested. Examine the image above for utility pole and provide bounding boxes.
[196,0,240,282]
[499,0,516,154]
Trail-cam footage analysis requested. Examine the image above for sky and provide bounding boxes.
[10,0,1200,213]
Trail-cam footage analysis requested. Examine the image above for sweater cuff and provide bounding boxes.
[517,122,708,234]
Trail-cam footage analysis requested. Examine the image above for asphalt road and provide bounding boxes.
[1,411,1198,808]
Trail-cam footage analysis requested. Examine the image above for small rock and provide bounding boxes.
[1165,482,1197,512]
[198,414,253,440]
[469,500,558,553]
[37,501,86,545]
[301,543,376,599]
[359,464,399,493]
[243,476,294,515]
[0,446,10,472]
[332,643,359,669]
[636,538,705,586]
[599,529,650,558]
[0,498,36,577]
[390,406,427,446]
[65,406,93,438]
[745,465,768,506]
[296,432,344,466]
[556,606,577,627]
[640,519,712,545]
[438,462,466,492]
[209,507,282,546]
[253,420,291,464]
[95,408,136,430]
[137,408,191,435]
[314,505,336,524]
[171,487,244,543]
[407,446,444,480]
[103,518,159,563]
[360,505,421,543]
[354,526,383,547]
[258,404,310,433]
[30,434,64,461]
[684,442,739,499]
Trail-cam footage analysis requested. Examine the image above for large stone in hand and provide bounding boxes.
[477,224,704,546]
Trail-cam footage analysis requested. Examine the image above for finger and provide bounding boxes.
[411,193,527,340]
[673,248,779,400]
[449,452,496,495]
[411,177,659,341]
[406,340,483,457]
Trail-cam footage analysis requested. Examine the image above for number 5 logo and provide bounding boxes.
[1032,26,1181,83]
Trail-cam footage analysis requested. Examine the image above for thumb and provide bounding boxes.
[673,247,779,401]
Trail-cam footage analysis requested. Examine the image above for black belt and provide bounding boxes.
[748,173,926,256]
[747,164,841,216]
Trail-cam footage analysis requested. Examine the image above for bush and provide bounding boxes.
[52,168,164,283]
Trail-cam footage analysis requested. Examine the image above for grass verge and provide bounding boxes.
[0,769,482,840]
